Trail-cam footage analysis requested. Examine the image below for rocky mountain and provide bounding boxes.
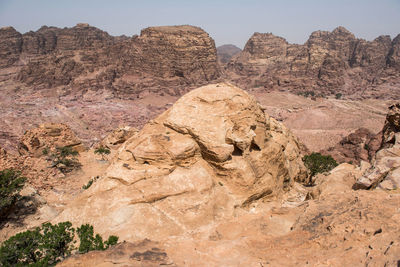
[217,44,241,64]
[0,24,221,151]
[0,24,220,97]
[225,27,400,99]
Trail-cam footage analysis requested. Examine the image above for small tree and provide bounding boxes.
[0,169,26,219]
[94,146,111,161]
[49,146,81,173]
[303,152,338,177]
[335,93,342,99]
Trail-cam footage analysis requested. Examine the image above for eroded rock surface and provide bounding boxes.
[19,123,84,157]
[0,24,219,95]
[355,103,400,189]
[54,83,308,242]
[321,128,381,164]
[226,27,400,99]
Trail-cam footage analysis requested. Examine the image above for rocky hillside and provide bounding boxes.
[0,24,220,97]
[217,44,241,64]
[225,27,400,99]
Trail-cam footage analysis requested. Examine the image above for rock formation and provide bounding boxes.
[0,24,219,96]
[217,44,241,64]
[354,103,400,189]
[225,27,400,99]
[99,126,138,148]
[19,123,84,157]
[321,128,381,164]
[54,83,308,242]
[0,123,84,191]
[56,162,400,266]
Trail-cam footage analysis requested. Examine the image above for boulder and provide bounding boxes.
[54,83,308,242]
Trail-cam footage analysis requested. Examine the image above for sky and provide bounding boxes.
[0,0,399,48]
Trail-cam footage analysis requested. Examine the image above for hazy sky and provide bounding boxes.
[0,0,399,48]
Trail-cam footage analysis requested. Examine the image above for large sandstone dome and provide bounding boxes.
[55,83,308,241]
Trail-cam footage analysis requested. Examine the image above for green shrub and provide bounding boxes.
[335,93,342,99]
[302,152,338,177]
[0,222,75,266]
[42,147,49,155]
[49,146,81,173]
[0,222,118,266]
[94,146,111,160]
[0,169,26,219]
[77,224,118,253]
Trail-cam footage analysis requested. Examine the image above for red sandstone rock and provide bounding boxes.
[225,27,400,99]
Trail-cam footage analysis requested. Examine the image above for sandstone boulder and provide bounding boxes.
[54,83,308,242]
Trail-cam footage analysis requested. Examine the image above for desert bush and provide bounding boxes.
[302,152,338,177]
[49,146,81,173]
[76,224,118,253]
[335,93,342,99]
[94,146,111,160]
[0,222,118,266]
[0,169,26,219]
[0,222,75,266]
[82,179,94,190]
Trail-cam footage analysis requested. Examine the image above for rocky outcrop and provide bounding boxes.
[354,103,400,189]
[19,123,83,157]
[55,163,400,266]
[217,44,241,64]
[54,83,308,242]
[1,24,219,96]
[226,27,400,99]
[381,103,400,148]
[321,128,381,164]
[99,126,138,148]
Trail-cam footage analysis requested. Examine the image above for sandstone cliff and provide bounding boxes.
[226,27,400,99]
[0,24,220,96]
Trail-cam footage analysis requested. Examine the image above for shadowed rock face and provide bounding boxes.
[54,83,308,242]
[321,128,381,165]
[225,26,400,99]
[0,24,220,96]
[355,103,400,190]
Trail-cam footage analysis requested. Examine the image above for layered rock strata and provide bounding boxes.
[0,24,220,96]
